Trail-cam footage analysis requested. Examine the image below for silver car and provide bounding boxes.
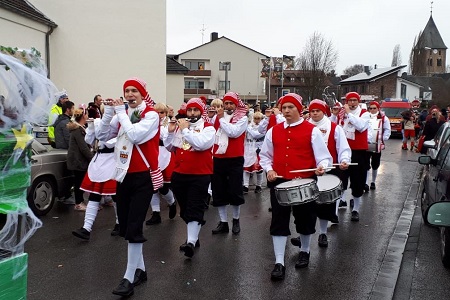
[28,140,73,216]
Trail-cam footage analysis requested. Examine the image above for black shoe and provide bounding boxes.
[133,269,147,287]
[72,227,90,241]
[350,199,354,209]
[295,251,310,268]
[179,239,200,251]
[330,215,339,224]
[243,186,249,194]
[145,212,161,225]
[370,182,376,190]
[290,236,301,247]
[169,202,177,219]
[180,242,195,258]
[111,224,120,236]
[112,278,134,297]
[351,211,360,222]
[212,222,229,234]
[255,186,262,193]
[364,184,369,193]
[318,234,328,247]
[338,200,347,207]
[232,218,241,234]
[270,263,286,281]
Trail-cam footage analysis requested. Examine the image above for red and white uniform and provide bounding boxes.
[244,122,265,173]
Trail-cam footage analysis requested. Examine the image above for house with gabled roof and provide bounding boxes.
[340,65,422,101]
[1,0,166,104]
[166,56,189,108]
[173,32,269,104]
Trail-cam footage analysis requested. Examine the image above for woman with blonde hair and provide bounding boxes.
[67,107,93,211]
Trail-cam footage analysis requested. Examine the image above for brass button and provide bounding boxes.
[286,146,289,149]
[288,139,291,141]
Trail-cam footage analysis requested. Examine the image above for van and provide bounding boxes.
[380,98,411,136]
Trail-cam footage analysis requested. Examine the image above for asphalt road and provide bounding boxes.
[24,138,442,300]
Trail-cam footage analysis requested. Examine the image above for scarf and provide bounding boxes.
[341,106,362,140]
[308,116,332,145]
[214,113,233,154]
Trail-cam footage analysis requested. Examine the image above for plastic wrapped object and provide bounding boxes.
[0,253,28,300]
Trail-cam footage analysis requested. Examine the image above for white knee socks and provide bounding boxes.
[366,170,371,185]
[113,202,119,225]
[256,172,263,187]
[187,221,201,245]
[353,197,361,212]
[299,234,312,253]
[150,193,161,212]
[243,172,250,187]
[161,189,175,206]
[124,243,143,282]
[232,205,240,219]
[272,236,287,265]
[218,206,227,222]
[372,169,378,183]
[319,219,328,235]
[83,201,99,232]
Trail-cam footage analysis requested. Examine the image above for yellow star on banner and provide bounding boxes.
[12,124,33,150]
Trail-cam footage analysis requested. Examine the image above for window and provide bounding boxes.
[219,62,231,70]
[184,61,205,70]
[360,85,366,94]
[289,77,295,82]
[300,77,305,84]
[184,80,204,89]
[401,83,407,99]
[218,81,230,90]
[343,86,349,94]
[428,58,433,66]
[380,85,384,99]
[439,50,442,55]
[437,59,442,67]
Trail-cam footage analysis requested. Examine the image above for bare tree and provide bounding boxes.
[295,32,338,100]
[409,31,427,76]
[391,44,402,66]
[342,64,366,77]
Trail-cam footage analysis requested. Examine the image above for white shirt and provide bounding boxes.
[259,118,332,173]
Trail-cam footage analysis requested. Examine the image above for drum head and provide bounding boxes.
[317,174,341,190]
[276,178,315,189]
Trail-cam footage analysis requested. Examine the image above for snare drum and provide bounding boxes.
[316,174,342,204]
[275,179,319,206]
[368,118,382,153]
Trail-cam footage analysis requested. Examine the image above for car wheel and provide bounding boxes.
[440,227,450,268]
[27,176,56,216]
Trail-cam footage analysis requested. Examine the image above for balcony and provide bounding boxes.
[184,88,212,95]
[186,70,211,77]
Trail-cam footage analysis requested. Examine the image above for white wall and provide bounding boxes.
[29,0,166,105]
[396,79,421,101]
[179,38,266,99]
[0,8,48,62]
[166,74,185,109]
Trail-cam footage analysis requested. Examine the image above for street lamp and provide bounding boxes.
[220,61,231,94]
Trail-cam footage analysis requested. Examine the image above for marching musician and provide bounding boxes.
[211,92,248,235]
[259,93,332,281]
[164,98,215,258]
[291,99,351,248]
[145,103,177,225]
[98,78,161,297]
[243,112,265,194]
[365,101,391,191]
[336,92,370,222]
[258,103,285,135]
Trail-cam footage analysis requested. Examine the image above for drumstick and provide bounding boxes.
[289,167,335,173]
[274,175,284,178]
[332,163,358,166]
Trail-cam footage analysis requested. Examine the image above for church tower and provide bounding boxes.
[411,14,447,76]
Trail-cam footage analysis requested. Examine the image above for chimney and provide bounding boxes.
[374,64,377,69]
[211,32,219,42]
[364,66,370,75]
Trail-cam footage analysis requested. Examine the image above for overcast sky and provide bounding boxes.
[167,0,450,75]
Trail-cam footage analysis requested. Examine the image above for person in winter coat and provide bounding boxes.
[54,101,74,149]
[67,107,94,210]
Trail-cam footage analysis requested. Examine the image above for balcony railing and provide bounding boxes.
[184,88,212,95]
[186,70,211,76]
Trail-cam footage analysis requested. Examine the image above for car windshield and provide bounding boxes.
[382,108,404,118]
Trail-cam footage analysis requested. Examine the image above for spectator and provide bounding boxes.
[87,94,103,119]
[54,101,74,149]
[67,107,93,211]
[420,106,445,153]
[48,91,69,147]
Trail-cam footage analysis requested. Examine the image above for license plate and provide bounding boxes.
[36,132,48,138]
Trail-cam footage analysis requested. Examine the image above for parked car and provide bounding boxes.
[27,140,72,216]
[422,120,450,159]
[418,133,450,267]
[32,125,50,146]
